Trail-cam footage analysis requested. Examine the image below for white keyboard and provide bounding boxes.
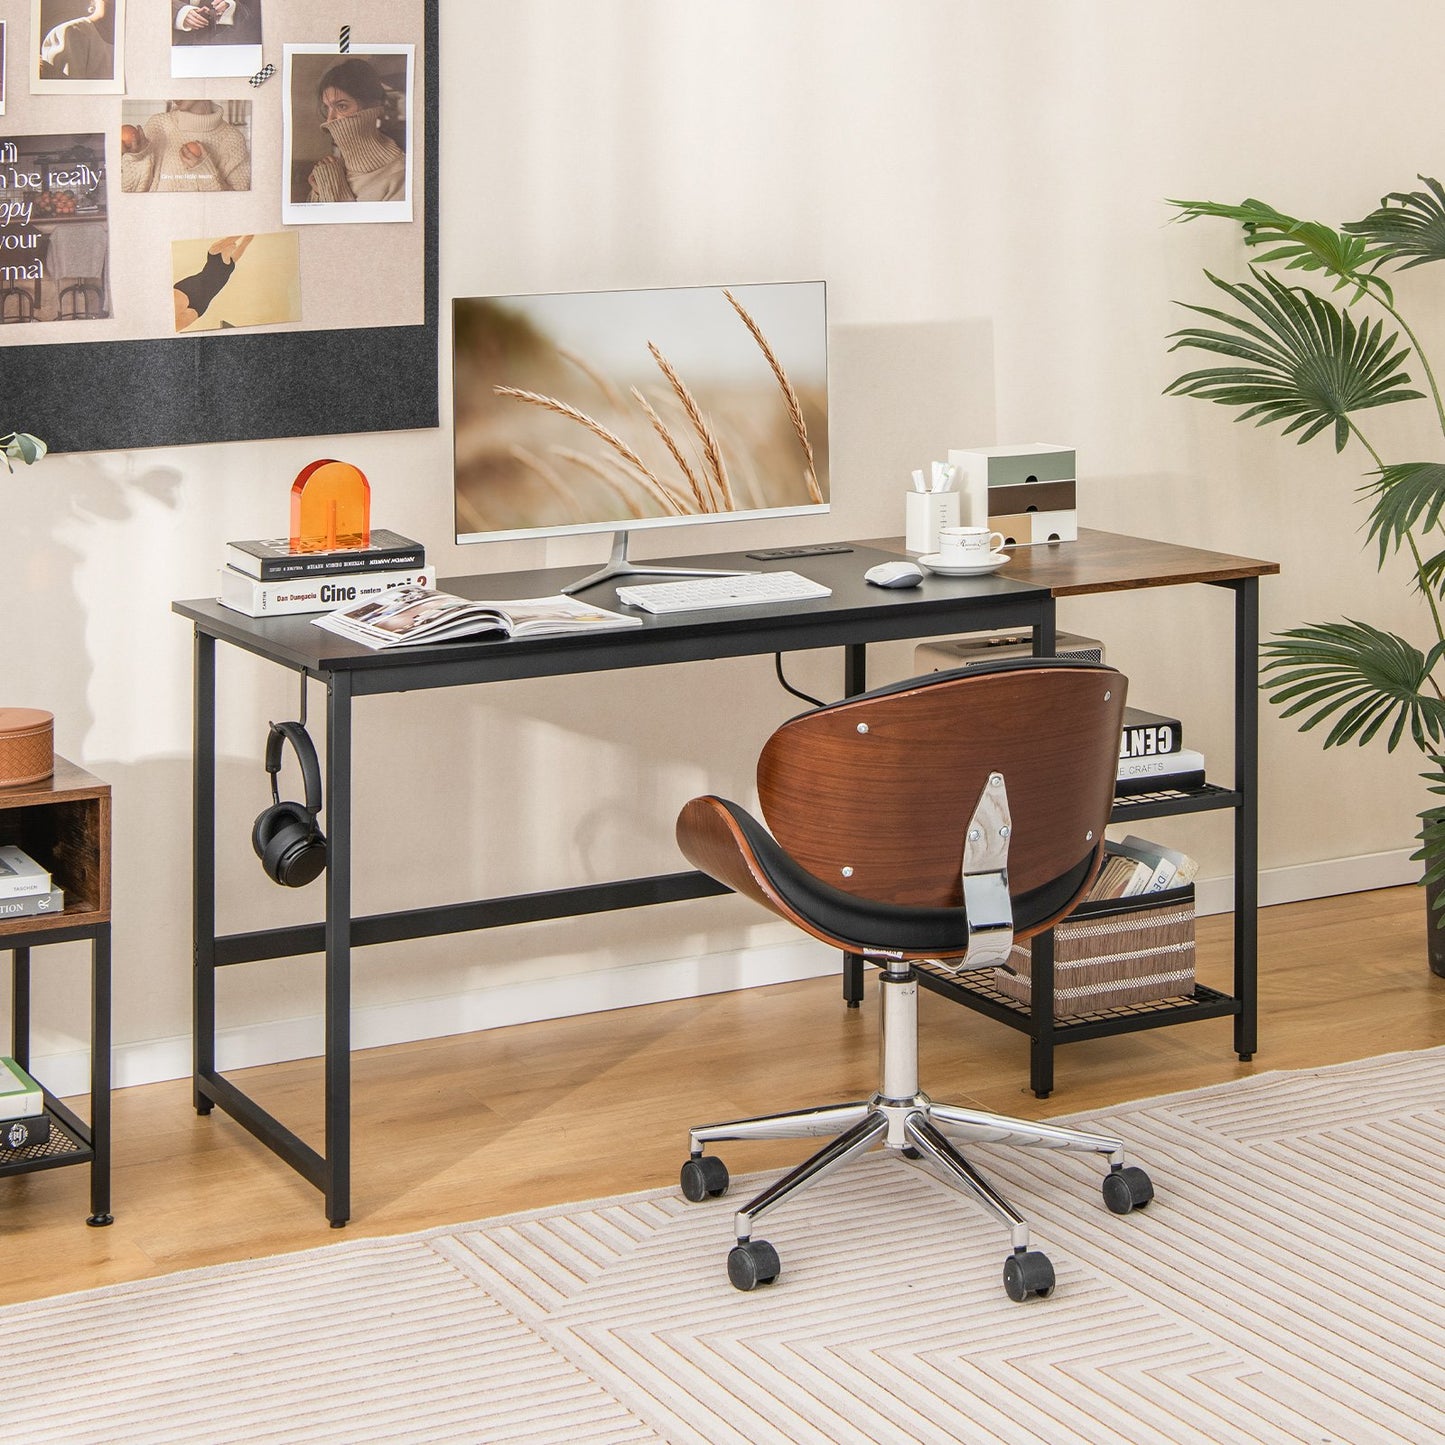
[615,570,833,614]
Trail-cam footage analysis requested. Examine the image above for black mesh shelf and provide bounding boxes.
[0,1106,92,1177]
[914,959,1240,1042]
[1111,781,1240,820]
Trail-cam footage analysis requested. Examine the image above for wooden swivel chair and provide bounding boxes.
[675,657,1154,1299]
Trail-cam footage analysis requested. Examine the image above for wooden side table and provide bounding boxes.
[0,758,112,1225]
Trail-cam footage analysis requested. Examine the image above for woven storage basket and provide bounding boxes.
[992,885,1196,1017]
[0,709,53,788]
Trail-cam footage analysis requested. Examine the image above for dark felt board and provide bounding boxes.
[0,2,439,454]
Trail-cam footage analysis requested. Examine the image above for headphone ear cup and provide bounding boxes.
[253,801,299,863]
[255,801,326,887]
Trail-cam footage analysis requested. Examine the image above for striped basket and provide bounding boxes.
[992,886,1196,1018]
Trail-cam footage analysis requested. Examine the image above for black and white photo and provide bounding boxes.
[282,45,413,225]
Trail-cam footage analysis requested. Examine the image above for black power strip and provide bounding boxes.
[744,544,854,560]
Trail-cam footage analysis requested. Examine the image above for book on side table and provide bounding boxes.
[219,565,437,618]
[224,530,427,580]
[0,845,51,900]
[314,587,643,649]
[0,1056,44,1118]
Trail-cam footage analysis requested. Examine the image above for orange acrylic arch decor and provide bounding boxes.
[289,460,371,552]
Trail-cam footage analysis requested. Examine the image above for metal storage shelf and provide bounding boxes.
[0,758,112,1223]
[849,530,1278,1097]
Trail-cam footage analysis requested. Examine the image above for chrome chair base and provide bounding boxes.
[682,963,1154,1297]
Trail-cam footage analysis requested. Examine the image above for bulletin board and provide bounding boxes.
[0,1,438,453]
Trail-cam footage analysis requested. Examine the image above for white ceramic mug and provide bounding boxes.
[937,525,1005,564]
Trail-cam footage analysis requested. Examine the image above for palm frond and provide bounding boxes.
[1261,621,1445,750]
[1168,197,1393,304]
[1343,176,1445,272]
[1361,463,1445,564]
[1166,269,1424,452]
[1412,759,1445,891]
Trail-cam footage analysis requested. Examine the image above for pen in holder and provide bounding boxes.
[905,488,961,554]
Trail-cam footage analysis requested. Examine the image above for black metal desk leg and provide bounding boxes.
[11,945,29,1070]
[1029,931,1056,1098]
[87,924,113,1226]
[193,628,217,1115]
[842,643,868,1007]
[1232,577,1260,1061]
[324,672,354,1227]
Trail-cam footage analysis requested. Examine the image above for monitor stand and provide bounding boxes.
[562,531,753,596]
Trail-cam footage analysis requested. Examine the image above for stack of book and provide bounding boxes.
[219,530,435,618]
[0,1054,49,1151]
[0,843,64,920]
[1087,834,1200,901]
[1115,704,1206,795]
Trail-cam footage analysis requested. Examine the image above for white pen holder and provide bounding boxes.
[905,489,961,554]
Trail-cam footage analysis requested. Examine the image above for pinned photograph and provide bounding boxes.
[121,100,252,193]
[282,45,413,225]
[170,0,263,81]
[33,0,125,94]
[171,231,299,333]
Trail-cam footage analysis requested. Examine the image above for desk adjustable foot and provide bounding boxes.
[87,1213,114,1228]
[329,1218,348,1230]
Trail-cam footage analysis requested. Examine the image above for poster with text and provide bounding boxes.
[171,0,263,80]
[32,0,125,94]
[282,45,414,224]
[0,133,109,323]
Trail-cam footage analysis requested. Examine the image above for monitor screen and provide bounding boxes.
[452,281,829,546]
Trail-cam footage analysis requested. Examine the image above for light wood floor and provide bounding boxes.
[3,884,1439,1307]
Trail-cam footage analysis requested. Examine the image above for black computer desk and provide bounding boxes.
[174,542,1056,1225]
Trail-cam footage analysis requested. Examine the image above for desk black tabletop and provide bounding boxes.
[174,543,1052,690]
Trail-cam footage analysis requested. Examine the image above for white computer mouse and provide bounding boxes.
[864,560,925,588]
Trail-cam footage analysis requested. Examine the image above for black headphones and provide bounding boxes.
[252,721,327,887]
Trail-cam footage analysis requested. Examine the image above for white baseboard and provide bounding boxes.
[32,849,1425,1101]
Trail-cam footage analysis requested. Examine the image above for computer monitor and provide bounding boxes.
[452,281,829,591]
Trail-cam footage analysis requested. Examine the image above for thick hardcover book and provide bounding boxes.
[0,845,51,900]
[0,1057,43,1118]
[219,565,437,618]
[224,530,427,580]
[0,1114,50,1152]
[1116,747,1206,796]
[1119,706,1184,760]
[314,588,643,650]
[0,887,64,920]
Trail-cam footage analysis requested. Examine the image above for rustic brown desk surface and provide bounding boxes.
[867,527,1280,596]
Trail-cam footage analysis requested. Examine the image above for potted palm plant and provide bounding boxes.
[1165,178,1445,970]
[1,432,46,470]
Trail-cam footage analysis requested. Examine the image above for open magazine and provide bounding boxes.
[313,586,643,649]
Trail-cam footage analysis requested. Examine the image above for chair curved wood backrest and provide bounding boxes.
[677,659,1126,956]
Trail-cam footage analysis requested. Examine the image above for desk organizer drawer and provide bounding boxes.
[992,886,1196,1017]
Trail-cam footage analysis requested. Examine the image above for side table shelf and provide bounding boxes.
[0,758,112,1226]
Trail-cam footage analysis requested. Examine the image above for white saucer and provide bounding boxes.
[918,551,1010,577]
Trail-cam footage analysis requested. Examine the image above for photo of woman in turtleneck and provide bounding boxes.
[305,57,406,204]
[121,99,252,193]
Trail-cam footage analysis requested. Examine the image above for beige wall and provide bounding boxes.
[8,0,1442,1083]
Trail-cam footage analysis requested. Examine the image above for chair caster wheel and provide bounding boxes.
[1003,1249,1055,1302]
[728,1239,781,1292]
[1102,1164,1154,1215]
[680,1155,730,1202]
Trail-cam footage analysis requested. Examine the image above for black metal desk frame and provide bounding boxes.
[178,544,1056,1225]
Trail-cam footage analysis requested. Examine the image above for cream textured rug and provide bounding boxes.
[10,1049,1445,1444]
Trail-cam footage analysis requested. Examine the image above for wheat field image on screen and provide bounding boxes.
[452,283,829,539]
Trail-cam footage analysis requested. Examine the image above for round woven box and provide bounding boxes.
[0,708,54,787]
